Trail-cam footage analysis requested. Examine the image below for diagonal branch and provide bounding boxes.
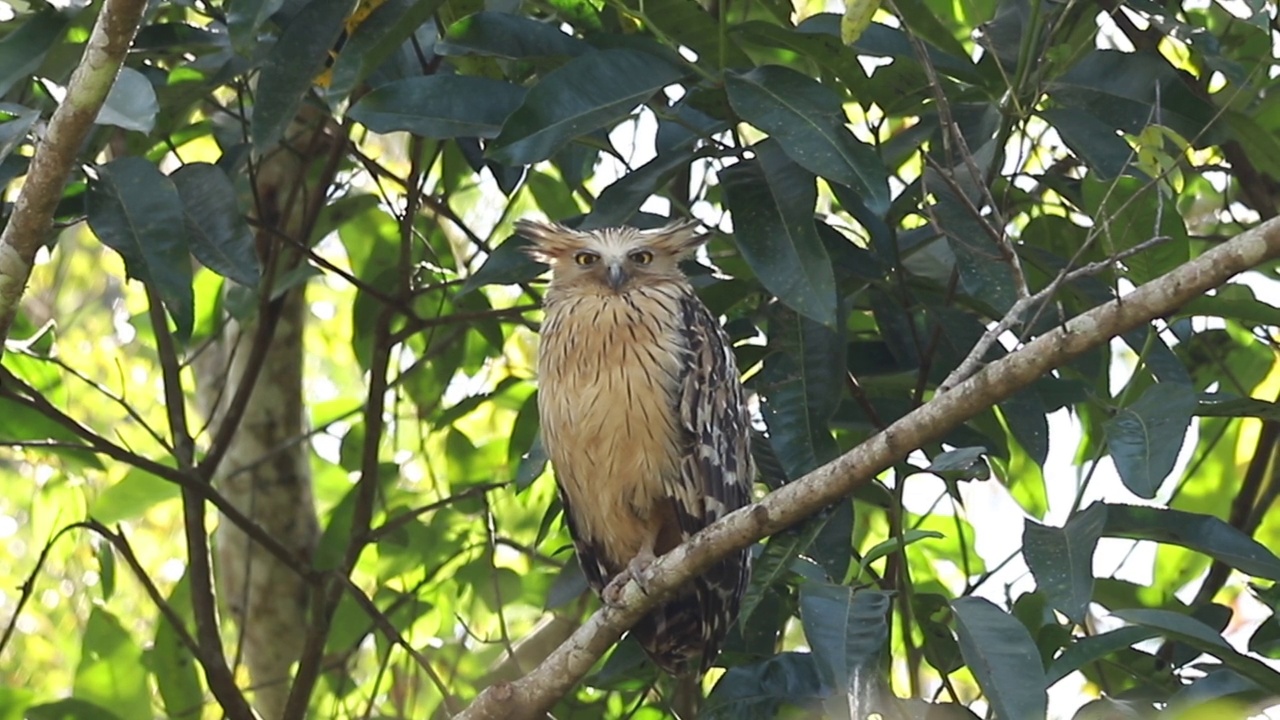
[456,216,1280,720]
[0,0,149,350]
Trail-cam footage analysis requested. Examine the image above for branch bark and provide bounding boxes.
[455,215,1280,720]
[0,0,148,349]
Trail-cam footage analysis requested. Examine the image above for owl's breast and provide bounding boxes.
[537,287,688,565]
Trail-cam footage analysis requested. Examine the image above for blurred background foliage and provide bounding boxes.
[1,0,1279,716]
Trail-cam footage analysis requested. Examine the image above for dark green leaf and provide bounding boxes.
[739,512,832,625]
[799,583,891,691]
[756,308,843,479]
[0,9,69,97]
[582,146,708,229]
[1001,388,1049,466]
[87,157,194,339]
[731,21,867,88]
[1048,50,1218,142]
[323,0,446,101]
[1197,394,1280,422]
[1045,626,1157,685]
[349,76,527,139]
[1024,503,1106,624]
[1102,504,1280,582]
[24,699,123,720]
[721,142,836,326]
[95,543,115,603]
[725,66,888,214]
[1082,176,1189,284]
[438,11,588,58]
[251,0,355,152]
[1114,609,1280,692]
[952,597,1048,720]
[74,608,150,719]
[545,560,587,609]
[459,233,544,294]
[704,652,827,719]
[95,68,157,133]
[488,49,685,166]
[1040,108,1135,180]
[171,163,260,287]
[0,106,40,165]
[619,0,751,69]
[1105,382,1195,498]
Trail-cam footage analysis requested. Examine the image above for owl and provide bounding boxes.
[517,218,754,679]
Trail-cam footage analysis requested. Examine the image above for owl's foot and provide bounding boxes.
[602,550,657,607]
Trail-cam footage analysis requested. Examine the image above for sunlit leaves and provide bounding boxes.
[74,608,151,720]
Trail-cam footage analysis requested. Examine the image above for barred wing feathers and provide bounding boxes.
[632,293,754,675]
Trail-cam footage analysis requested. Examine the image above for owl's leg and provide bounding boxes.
[603,534,658,607]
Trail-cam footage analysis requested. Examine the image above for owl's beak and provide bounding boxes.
[606,263,628,291]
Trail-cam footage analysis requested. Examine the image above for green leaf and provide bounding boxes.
[1105,382,1196,498]
[438,11,589,58]
[1114,609,1280,692]
[1048,50,1218,141]
[349,76,527,139]
[227,0,284,50]
[0,8,69,97]
[704,652,827,719]
[1044,626,1158,685]
[95,68,157,133]
[619,0,751,69]
[1082,175,1189,284]
[251,0,355,152]
[739,512,833,625]
[459,233,544,294]
[1102,504,1280,582]
[731,21,867,88]
[721,142,836,326]
[323,0,447,101]
[150,574,202,719]
[24,699,123,720]
[0,106,40,166]
[583,147,706,229]
[1023,503,1106,624]
[799,583,891,691]
[1039,108,1134,180]
[1000,388,1049,466]
[952,597,1048,720]
[488,49,685,166]
[87,157,194,340]
[74,608,150,720]
[725,66,888,214]
[95,543,116,603]
[1197,394,1280,422]
[855,529,944,581]
[756,308,843,481]
[171,163,260,287]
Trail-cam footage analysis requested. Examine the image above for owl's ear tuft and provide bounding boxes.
[643,220,705,259]
[515,219,580,264]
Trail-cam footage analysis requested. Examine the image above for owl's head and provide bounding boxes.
[516,219,705,293]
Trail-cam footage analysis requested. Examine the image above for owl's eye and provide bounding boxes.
[574,251,600,266]
[628,250,654,265]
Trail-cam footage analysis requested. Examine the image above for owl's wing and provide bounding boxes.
[636,291,753,673]
[670,293,754,535]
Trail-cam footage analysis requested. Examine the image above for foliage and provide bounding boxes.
[1,0,1279,717]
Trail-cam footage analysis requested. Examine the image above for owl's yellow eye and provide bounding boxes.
[629,250,654,265]
[574,252,600,266]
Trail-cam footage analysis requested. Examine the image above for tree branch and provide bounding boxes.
[455,216,1280,720]
[0,0,148,348]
